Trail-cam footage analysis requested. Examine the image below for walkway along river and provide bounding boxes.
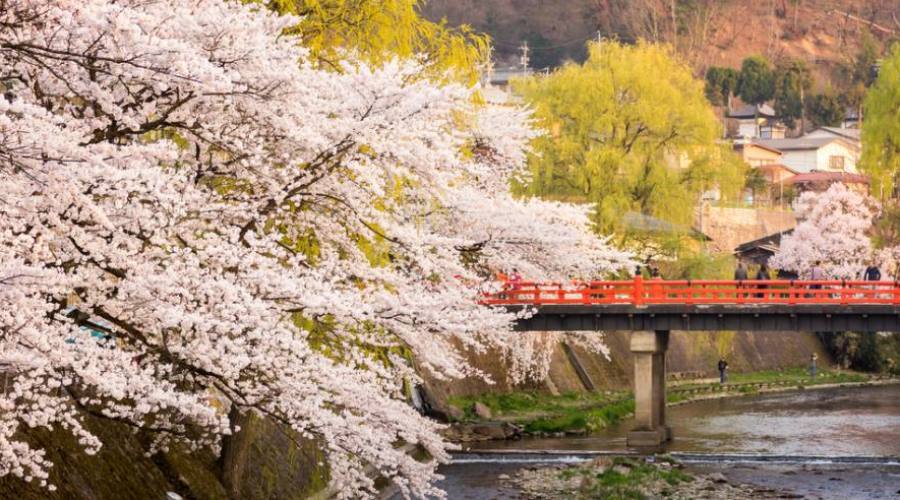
[427,384,900,499]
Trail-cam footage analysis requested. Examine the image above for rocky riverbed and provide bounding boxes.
[505,456,799,499]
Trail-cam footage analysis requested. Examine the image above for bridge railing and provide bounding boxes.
[481,278,900,306]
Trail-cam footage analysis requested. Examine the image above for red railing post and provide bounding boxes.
[633,275,644,306]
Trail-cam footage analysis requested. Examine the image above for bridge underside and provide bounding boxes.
[510,304,900,333]
[504,304,900,448]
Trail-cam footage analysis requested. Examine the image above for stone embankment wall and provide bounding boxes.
[0,412,328,500]
[422,331,832,411]
[699,206,795,254]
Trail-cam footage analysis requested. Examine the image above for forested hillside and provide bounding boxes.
[424,0,899,87]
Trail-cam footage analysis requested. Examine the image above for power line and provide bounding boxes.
[489,31,637,51]
[489,29,599,51]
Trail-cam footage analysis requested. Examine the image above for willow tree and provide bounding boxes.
[512,41,744,236]
[861,44,900,201]
[257,0,489,83]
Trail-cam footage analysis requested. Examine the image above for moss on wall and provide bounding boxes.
[0,410,329,500]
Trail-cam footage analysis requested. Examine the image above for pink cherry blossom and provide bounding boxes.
[0,1,632,497]
[770,184,877,279]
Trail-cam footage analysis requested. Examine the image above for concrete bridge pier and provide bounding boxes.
[626,330,672,447]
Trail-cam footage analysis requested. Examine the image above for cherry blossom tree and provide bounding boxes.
[0,0,631,497]
[770,183,876,279]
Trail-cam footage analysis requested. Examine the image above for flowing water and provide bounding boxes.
[427,384,900,499]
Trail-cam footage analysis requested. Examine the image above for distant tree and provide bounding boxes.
[861,45,900,201]
[744,167,770,203]
[773,59,812,129]
[737,55,775,107]
[704,66,739,111]
[737,56,775,136]
[512,41,744,235]
[804,91,845,128]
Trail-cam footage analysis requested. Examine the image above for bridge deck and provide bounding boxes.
[483,279,900,332]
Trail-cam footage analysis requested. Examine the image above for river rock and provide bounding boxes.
[472,402,492,419]
[446,405,465,421]
[707,472,729,483]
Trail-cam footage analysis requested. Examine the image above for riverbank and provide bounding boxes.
[443,369,899,442]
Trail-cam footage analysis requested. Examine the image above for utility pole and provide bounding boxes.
[483,44,494,86]
[519,41,530,76]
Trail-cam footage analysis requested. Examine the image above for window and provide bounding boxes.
[828,155,845,170]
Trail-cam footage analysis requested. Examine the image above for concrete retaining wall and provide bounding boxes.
[422,331,832,410]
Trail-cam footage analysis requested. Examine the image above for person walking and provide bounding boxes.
[717,358,729,384]
[809,260,826,297]
[755,263,769,298]
[508,268,523,289]
[809,353,818,378]
[734,262,748,299]
[734,262,748,280]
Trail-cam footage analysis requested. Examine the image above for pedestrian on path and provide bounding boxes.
[717,358,728,384]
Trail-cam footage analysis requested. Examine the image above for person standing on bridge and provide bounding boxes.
[755,263,769,298]
[508,268,523,290]
[863,262,881,281]
[717,358,728,384]
[809,261,826,298]
[734,262,748,299]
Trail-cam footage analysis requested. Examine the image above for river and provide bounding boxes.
[428,384,900,499]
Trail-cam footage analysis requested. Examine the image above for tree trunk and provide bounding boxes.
[670,0,677,53]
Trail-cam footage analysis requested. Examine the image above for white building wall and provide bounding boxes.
[779,150,818,173]
[738,121,758,138]
[816,142,858,173]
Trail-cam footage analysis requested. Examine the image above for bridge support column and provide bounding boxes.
[626,330,671,447]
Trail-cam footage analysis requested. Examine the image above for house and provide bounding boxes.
[842,107,860,129]
[727,104,785,139]
[734,230,793,267]
[785,171,870,195]
[803,126,861,144]
[752,136,860,173]
[733,142,783,167]
[755,163,798,184]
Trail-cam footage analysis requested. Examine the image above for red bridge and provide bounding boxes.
[482,277,900,447]
[482,277,900,306]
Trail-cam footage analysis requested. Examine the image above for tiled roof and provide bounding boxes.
[728,103,776,118]
[786,172,869,184]
[754,137,849,151]
[815,127,861,141]
[755,163,799,174]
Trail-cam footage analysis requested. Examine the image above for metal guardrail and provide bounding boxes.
[482,277,900,306]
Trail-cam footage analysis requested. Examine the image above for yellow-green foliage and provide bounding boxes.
[256,0,488,83]
[861,44,900,198]
[512,41,744,235]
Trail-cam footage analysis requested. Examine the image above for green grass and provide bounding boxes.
[727,367,866,385]
[573,457,692,499]
[448,390,627,422]
[523,398,635,433]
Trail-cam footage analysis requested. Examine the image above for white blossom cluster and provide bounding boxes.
[0,0,632,497]
[770,183,877,279]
